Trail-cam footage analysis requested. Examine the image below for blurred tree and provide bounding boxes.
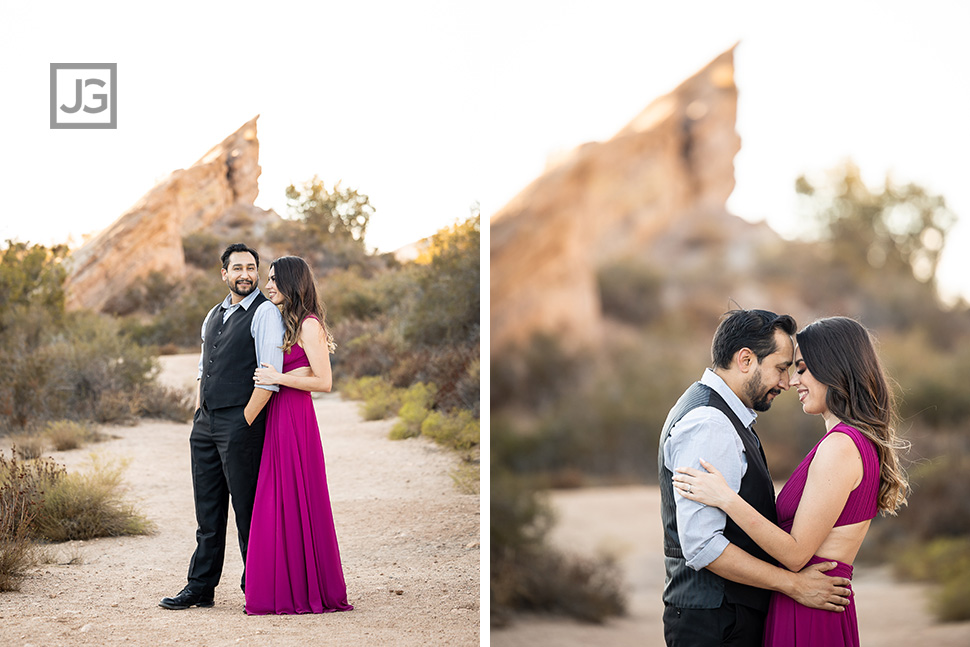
[796,161,956,285]
[285,176,374,246]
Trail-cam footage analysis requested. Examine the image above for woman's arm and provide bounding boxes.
[254,318,333,393]
[674,432,862,572]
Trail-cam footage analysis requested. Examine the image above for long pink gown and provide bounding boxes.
[244,330,353,615]
[763,423,880,646]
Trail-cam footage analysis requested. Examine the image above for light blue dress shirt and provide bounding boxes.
[196,290,285,393]
[662,368,760,571]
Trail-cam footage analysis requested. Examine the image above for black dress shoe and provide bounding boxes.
[159,587,214,610]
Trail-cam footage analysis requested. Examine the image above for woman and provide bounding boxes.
[672,316,908,646]
[245,256,353,615]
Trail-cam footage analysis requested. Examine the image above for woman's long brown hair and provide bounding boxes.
[270,256,336,354]
[797,316,909,514]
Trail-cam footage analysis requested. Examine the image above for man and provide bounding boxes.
[659,308,852,645]
[160,243,285,610]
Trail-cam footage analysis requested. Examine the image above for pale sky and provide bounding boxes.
[0,1,480,255]
[485,1,970,303]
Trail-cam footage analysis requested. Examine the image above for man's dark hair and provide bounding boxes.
[711,309,796,369]
[221,243,260,270]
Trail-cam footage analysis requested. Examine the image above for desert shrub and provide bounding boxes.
[41,311,157,425]
[339,375,390,402]
[33,457,154,542]
[323,267,411,324]
[421,409,479,451]
[44,420,101,451]
[122,272,227,350]
[135,383,195,422]
[881,331,970,428]
[0,305,62,427]
[0,452,63,533]
[491,464,625,626]
[7,435,46,460]
[103,271,179,316]
[390,382,437,440]
[491,333,582,413]
[892,452,970,541]
[0,531,34,591]
[340,376,402,421]
[361,390,402,421]
[450,459,479,495]
[0,241,67,322]
[0,451,62,589]
[893,536,970,622]
[494,330,703,484]
[182,231,224,270]
[331,319,403,383]
[402,216,480,348]
[596,259,663,325]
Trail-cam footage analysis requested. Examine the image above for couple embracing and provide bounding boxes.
[160,243,353,616]
[660,308,908,646]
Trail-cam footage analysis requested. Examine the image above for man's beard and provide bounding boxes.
[229,278,256,297]
[744,367,781,412]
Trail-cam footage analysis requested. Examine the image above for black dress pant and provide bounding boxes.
[663,600,765,646]
[186,401,266,595]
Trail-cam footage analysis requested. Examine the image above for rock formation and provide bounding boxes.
[64,116,275,312]
[490,45,783,354]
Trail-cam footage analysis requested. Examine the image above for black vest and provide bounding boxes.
[658,381,778,611]
[199,292,269,410]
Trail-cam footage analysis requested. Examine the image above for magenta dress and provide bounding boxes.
[244,331,353,615]
[763,423,880,646]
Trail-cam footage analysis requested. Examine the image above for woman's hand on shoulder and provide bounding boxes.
[673,459,737,510]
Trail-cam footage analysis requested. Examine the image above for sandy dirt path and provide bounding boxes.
[491,486,970,646]
[0,354,480,647]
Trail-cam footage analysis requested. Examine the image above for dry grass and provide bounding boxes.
[6,435,46,460]
[450,458,480,495]
[33,456,154,542]
[44,420,105,451]
[0,452,61,590]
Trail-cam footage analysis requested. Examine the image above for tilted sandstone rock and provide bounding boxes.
[64,116,269,312]
[490,45,780,354]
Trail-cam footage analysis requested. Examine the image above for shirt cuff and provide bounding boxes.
[254,383,279,393]
[687,534,730,571]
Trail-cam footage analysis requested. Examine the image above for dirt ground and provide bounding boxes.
[491,485,970,647]
[0,354,480,647]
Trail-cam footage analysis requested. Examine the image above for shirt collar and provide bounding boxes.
[220,289,262,311]
[701,368,758,428]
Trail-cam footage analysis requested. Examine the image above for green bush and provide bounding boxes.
[339,375,392,402]
[402,216,480,348]
[421,409,479,451]
[390,382,437,440]
[341,376,402,421]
